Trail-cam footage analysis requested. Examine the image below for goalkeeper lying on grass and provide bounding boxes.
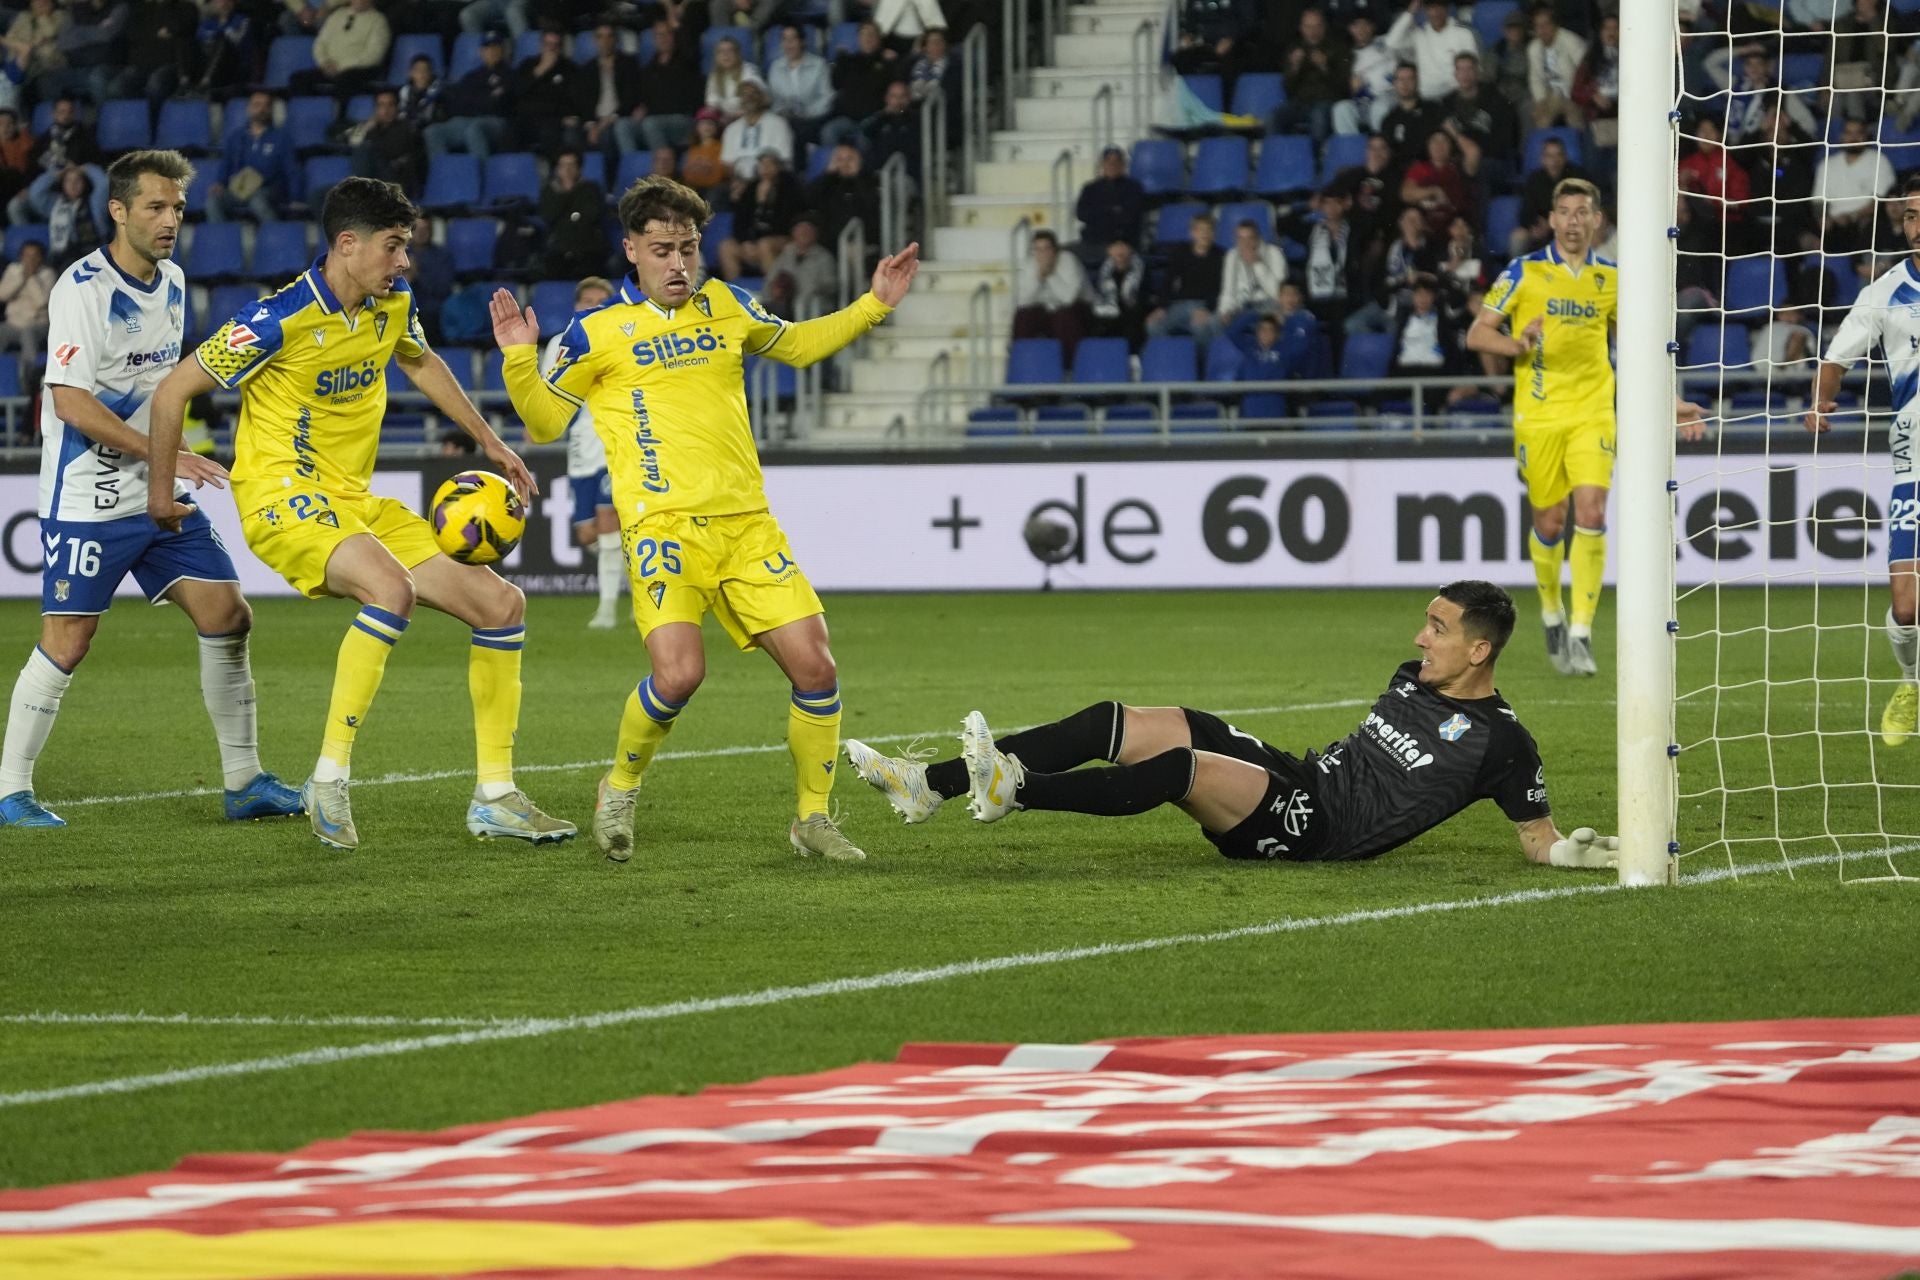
[847,580,1617,869]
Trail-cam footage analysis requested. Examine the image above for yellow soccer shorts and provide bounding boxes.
[239,486,442,598]
[624,510,823,650]
[1513,410,1616,511]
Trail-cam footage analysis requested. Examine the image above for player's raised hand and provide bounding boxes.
[484,439,539,500]
[1548,827,1620,869]
[1804,401,1836,434]
[489,287,540,349]
[1675,397,1708,442]
[177,451,228,490]
[871,242,920,307]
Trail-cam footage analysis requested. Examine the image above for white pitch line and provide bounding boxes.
[0,1012,514,1030]
[1,847,1902,1111]
[48,699,1374,809]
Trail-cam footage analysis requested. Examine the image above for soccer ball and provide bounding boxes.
[430,471,525,565]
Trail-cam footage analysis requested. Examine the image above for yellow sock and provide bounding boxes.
[788,684,842,819]
[1530,528,1566,621]
[1570,525,1607,631]
[469,625,524,788]
[318,606,407,772]
[610,675,684,790]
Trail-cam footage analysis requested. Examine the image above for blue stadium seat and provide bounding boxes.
[252,220,309,279]
[1189,136,1250,196]
[284,96,337,154]
[1252,135,1315,196]
[1182,75,1224,114]
[581,151,606,187]
[444,219,496,278]
[96,99,151,153]
[1684,324,1753,367]
[1781,51,1824,89]
[514,31,542,62]
[1318,133,1368,185]
[344,94,376,123]
[966,406,1022,437]
[1170,402,1223,429]
[155,100,214,153]
[1231,72,1286,119]
[1304,399,1362,427]
[300,154,350,202]
[804,144,833,181]
[701,210,733,269]
[530,280,576,338]
[617,150,655,191]
[5,224,46,260]
[187,224,246,281]
[1723,258,1782,318]
[1102,404,1156,433]
[1880,113,1920,170]
[1239,391,1289,423]
[1821,257,1865,307]
[1152,200,1208,244]
[482,341,510,390]
[264,36,317,89]
[482,152,540,207]
[1141,335,1197,382]
[439,347,479,389]
[1007,338,1063,384]
[1130,139,1186,196]
[1071,337,1131,384]
[205,285,263,332]
[1205,335,1242,381]
[828,21,860,56]
[1215,199,1274,243]
[1524,126,1584,171]
[1340,331,1394,380]
[448,32,484,80]
[387,33,443,83]
[1033,404,1092,433]
[219,95,250,138]
[422,154,482,210]
[29,101,50,135]
[0,360,21,399]
[1471,0,1519,46]
[1485,195,1522,253]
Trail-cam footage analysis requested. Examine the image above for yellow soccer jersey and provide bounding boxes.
[503,277,891,519]
[195,257,428,504]
[1483,243,1618,426]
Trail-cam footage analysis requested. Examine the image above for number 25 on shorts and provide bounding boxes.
[633,538,683,577]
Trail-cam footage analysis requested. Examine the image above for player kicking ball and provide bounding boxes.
[491,176,919,864]
[0,150,301,828]
[1807,173,1920,747]
[847,582,1619,869]
[146,178,573,851]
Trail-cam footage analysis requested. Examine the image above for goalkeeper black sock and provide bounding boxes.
[924,702,1124,798]
[1016,748,1196,817]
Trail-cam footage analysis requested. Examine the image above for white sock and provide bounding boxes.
[596,531,624,609]
[1570,623,1592,640]
[474,780,517,801]
[198,631,263,791]
[312,755,350,784]
[0,648,73,797]
[1889,607,1919,680]
[1541,611,1565,627]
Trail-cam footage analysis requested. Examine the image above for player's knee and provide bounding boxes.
[211,599,253,637]
[376,574,417,618]
[651,660,704,704]
[481,580,525,630]
[41,634,90,670]
[1894,600,1918,628]
[789,651,837,694]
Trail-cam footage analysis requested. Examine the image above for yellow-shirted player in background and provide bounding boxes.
[146,178,574,852]
[491,176,918,864]
[1469,177,1618,677]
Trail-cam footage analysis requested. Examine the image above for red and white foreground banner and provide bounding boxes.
[3,1017,1918,1278]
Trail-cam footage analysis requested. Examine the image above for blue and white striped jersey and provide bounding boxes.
[1824,256,1920,483]
[37,248,189,522]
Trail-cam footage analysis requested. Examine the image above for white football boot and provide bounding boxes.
[844,738,942,823]
[960,711,1026,823]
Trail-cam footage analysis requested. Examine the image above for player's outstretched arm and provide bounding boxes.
[755,243,920,369]
[146,360,223,533]
[489,288,577,445]
[397,345,538,499]
[1676,396,1708,442]
[1517,817,1620,868]
[1804,359,1848,434]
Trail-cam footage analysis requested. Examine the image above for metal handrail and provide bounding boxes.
[1007,213,1033,290]
[1001,0,1029,128]
[1039,0,1057,68]
[1049,148,1075,242]
[920,82,948,229]
[1130,19,1157,139]
[914,349,954,437]
[1090,83,1115,155]
[966,281,993,405]
[835,215,867,311]
[960,25,990,191]
[878,152,909,254]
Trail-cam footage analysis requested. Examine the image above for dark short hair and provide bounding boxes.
[1902,174,1920,198]
[1031,229,1059,248]
[1236,218,1260,234]
[1438,580,1516,658]
[410,53,432,66]
[617,173,712,235]
[321,176,417,244]
[107,149,195,213]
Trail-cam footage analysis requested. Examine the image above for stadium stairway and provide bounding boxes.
[818,0,1165,440]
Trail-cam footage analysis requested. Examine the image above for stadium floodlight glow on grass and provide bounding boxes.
[1621,0,1920,885]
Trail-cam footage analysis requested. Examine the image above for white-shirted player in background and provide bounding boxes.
[1808,173,1920,747]
[0,150,301,827]
[543,276,624,629]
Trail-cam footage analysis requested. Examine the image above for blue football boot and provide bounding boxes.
[0,790,66,828]
[223,771,305,821]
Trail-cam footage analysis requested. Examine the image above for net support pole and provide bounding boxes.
[1615,0,1679,886]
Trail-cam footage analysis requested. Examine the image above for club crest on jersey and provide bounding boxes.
[647,580,666,609]
[694,295,712,319]
[1439,713,1471,742]
[52,580,68,602]
[375,311,388,341]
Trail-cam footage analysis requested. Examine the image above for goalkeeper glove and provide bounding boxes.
[1548,827,1620,869]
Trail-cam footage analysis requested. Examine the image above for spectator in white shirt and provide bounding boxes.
[1815,115,1897,252]
[1012,229,1089,360]
[1334,11,1399,134]
[0,237,52,366]
[1217,218,1289,342]
[720,83,794,180]
[1527,6,1587,127]
[1754,304,1816,368]
[765,24,834,147]
[1386,0,1480,103]
[705,36,766,125]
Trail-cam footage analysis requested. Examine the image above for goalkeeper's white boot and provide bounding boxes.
[1566,632,1598,677]
[466,789,577,844]
[1543,620,1575,676]
[593,770,640,863]
[961,710,1026,824]
[1882,682,1919,747]
[790,811,866,861]
[844,738,942,823]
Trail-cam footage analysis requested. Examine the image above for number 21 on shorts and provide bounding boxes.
[633,538,683,577]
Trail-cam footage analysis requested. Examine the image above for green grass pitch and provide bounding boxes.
[0,587,1914,1189]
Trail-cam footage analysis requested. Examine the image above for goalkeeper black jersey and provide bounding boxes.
[1301,662,1551,860]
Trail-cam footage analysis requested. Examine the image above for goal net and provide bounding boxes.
[1638,0,1920,883]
